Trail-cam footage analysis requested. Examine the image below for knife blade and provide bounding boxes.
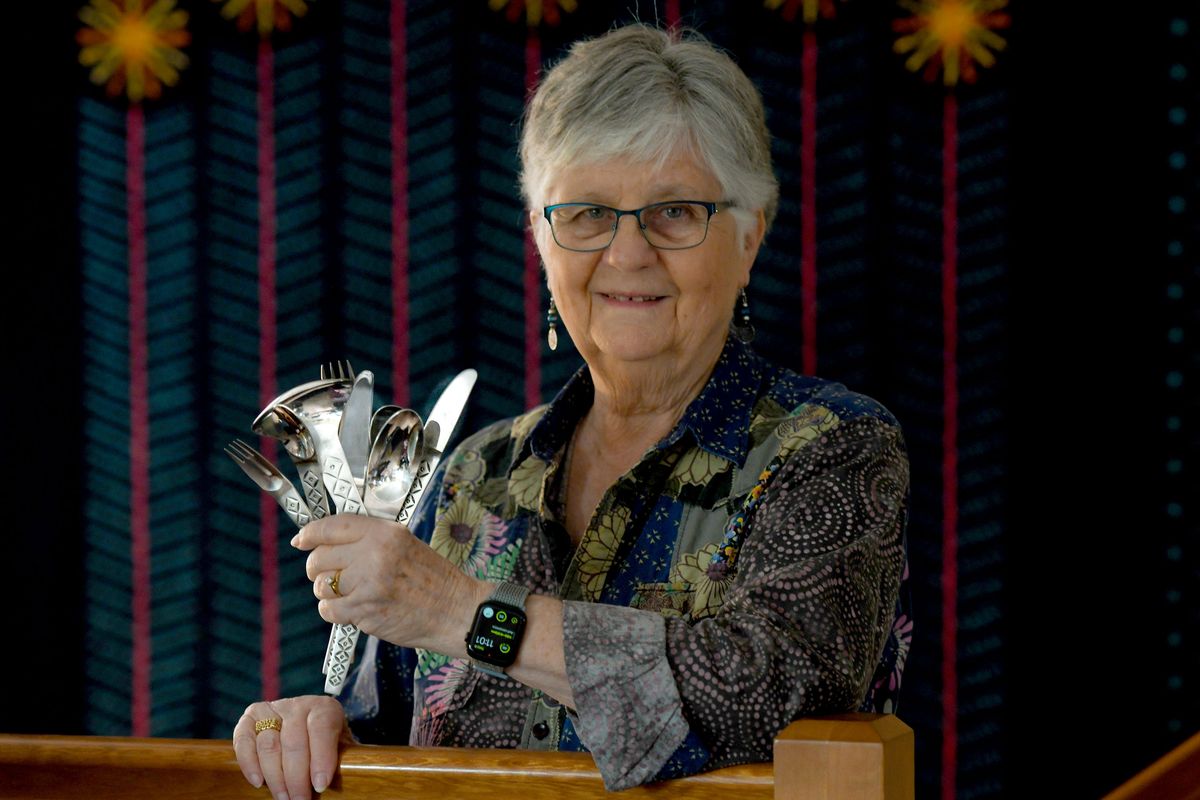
[340,370,374,485]
[394,369,477,525]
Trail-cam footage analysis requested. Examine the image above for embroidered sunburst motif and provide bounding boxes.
[671,543,734,621]
[488,0,577,27]
[893,0,1010,86]
[575,505,630,600]
[215,0,309,36]
[431,494,505,574]
[77,0,190,102]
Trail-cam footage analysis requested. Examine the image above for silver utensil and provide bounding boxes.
[363,408,424,520]
[253,404,331,520]
[340,370,374,486]
[225,439,313,528]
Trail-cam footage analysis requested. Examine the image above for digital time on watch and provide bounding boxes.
[465,582,529,677]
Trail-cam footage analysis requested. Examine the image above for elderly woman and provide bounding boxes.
[234,23,910,797]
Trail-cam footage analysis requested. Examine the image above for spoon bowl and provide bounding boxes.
[364,408,425,518]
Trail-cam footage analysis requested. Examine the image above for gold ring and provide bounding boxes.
[328,570,343,597]
[254,718,282,735]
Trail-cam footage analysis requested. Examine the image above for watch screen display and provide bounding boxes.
[466,601,526,668]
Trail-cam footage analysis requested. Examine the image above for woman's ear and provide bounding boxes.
[739,209,767,279]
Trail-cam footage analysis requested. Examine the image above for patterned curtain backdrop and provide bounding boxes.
[7,2,1195,799]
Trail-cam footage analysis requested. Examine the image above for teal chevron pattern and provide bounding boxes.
[952,88,1009,796]
[341,1,398,401]
[273,36,334,702]
[79,99,202,737]
[471,27,528,421]
[143,106,202,737]
[80,98,134,736]
[205,45,271,733]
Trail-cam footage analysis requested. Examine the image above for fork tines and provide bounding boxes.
[225,439,268,477]
[319,360,355,381]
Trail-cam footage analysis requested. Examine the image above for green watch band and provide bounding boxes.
[465,582,530,677]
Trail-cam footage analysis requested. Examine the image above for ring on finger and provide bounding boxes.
[327,570,343,598]
[254,717,282,735]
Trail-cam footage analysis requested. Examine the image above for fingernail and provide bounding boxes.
[290,533,300,547]
[248,773,263,788]
[312,773,329,793]
[274,792,289,800]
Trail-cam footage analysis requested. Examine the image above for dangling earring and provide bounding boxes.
[733,288,756,343]
[547,296,559,351]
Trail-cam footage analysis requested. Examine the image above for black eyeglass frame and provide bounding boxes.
[541,200,724,252]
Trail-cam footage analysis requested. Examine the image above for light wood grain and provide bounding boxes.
[0,714,912,799]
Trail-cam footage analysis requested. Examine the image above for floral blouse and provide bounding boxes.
[340,337,912,790]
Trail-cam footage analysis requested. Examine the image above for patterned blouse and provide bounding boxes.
[340,337,912,790]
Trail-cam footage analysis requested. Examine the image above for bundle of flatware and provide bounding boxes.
[225,360,478,695]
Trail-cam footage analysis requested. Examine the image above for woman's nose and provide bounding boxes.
[604,213,656,269]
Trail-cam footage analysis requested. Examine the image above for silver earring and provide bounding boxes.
[732,288,756,343]
[547,297,559,351]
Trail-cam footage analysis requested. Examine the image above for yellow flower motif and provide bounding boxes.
[216,0,309,37]
[893,0,1010,86]
[775,404,839,458]
[508,456,547,513]
[671,543,733,621]
[429,494,489,568]
[77,0,190,103]
[488,0,578,27]
[669,447,731,490]
[574,505,630,601]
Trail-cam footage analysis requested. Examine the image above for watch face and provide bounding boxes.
[465,601,526,668]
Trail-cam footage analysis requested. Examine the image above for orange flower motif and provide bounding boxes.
[77,0,190,102]
[893,0,1010,86]
[488,0,578,27]
[216,0,309,37]
[764,0,843,25]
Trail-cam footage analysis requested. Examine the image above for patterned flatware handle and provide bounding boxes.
[296,461,332,520]
[322,462,369,692]
[278,486,313,528]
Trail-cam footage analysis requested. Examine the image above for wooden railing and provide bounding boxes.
[0,713,912,800]
[1103,730,1200,800]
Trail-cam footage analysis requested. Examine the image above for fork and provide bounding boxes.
[319,360,355,382]
[225,439,313,528]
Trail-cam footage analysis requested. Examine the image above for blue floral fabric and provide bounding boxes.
[341,337,911,788]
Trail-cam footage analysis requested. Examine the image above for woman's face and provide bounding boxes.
[535,152,764,376]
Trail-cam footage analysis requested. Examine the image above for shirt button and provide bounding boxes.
[532,721,550,740]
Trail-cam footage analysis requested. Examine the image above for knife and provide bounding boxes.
[339,370,374,486]
[394,368,477,525]
[322,368,477,695]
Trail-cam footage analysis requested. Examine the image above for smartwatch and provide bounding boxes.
[465,582,530,677]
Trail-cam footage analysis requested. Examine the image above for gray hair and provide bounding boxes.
[519,24,779,236]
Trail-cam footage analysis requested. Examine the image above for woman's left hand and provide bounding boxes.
[294,516,487,654]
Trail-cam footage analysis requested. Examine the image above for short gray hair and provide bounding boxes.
[520,24,779,235]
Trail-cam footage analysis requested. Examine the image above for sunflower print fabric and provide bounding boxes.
[339,337,911,790]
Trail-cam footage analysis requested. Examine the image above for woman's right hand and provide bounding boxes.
[233,694,350,799]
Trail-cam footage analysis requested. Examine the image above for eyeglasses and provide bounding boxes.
[542,200,723,252]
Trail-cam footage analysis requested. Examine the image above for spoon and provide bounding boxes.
[363,408,425,520]
[253,404,330,519]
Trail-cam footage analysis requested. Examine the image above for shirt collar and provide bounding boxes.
[523,336,764,470]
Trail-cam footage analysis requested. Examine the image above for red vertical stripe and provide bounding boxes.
[257,39,280,702]
[523,30,542,410]
[940,91,959,800]
[391,0,410,406]
[800,28,818,376]
[127,103,152,738]
[664,0,681,29]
